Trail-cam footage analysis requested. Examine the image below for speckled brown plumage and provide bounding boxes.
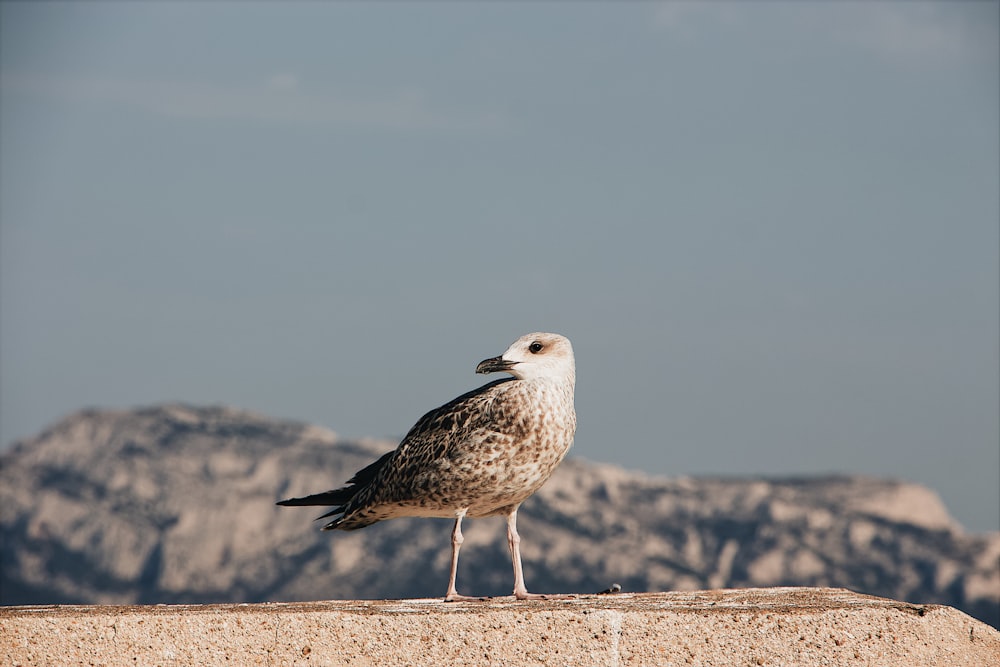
[278,332,577,601]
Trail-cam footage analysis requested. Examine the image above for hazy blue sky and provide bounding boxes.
[2,1,997,531]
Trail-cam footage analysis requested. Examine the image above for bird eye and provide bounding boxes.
[528,342,543,354]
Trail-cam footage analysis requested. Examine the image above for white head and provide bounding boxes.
[475,332,575,383]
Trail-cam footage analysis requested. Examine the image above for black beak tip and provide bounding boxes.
[476,356,514,375]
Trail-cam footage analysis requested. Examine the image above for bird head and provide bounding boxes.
[476,332,575,383]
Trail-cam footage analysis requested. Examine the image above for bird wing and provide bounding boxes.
[341,378,520,512]
[278,377,526,530]
[279,378,522,530]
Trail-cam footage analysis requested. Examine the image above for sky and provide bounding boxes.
[1,1,997,532]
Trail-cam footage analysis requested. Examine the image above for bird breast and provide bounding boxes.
[459,378,576,517]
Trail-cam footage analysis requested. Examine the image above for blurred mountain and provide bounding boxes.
[2,404,997,627]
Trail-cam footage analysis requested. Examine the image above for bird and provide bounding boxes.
[277,332,577,601]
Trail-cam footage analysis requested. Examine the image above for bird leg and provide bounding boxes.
[506,507,549,600]
[444,512,484,602]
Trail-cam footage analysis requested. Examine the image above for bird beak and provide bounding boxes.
[476,356,517,375]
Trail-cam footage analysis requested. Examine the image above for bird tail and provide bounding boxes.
[277,449,397,531]
[276,489,354,507]
[276,489,354,529]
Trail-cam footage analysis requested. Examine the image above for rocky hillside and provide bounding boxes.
[2,404,997,627]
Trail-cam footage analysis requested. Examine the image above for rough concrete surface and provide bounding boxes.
[2,588,997,666]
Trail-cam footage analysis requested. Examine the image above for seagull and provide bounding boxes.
[277,332,577,601]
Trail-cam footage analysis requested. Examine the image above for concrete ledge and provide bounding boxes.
[2,588,998,666]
